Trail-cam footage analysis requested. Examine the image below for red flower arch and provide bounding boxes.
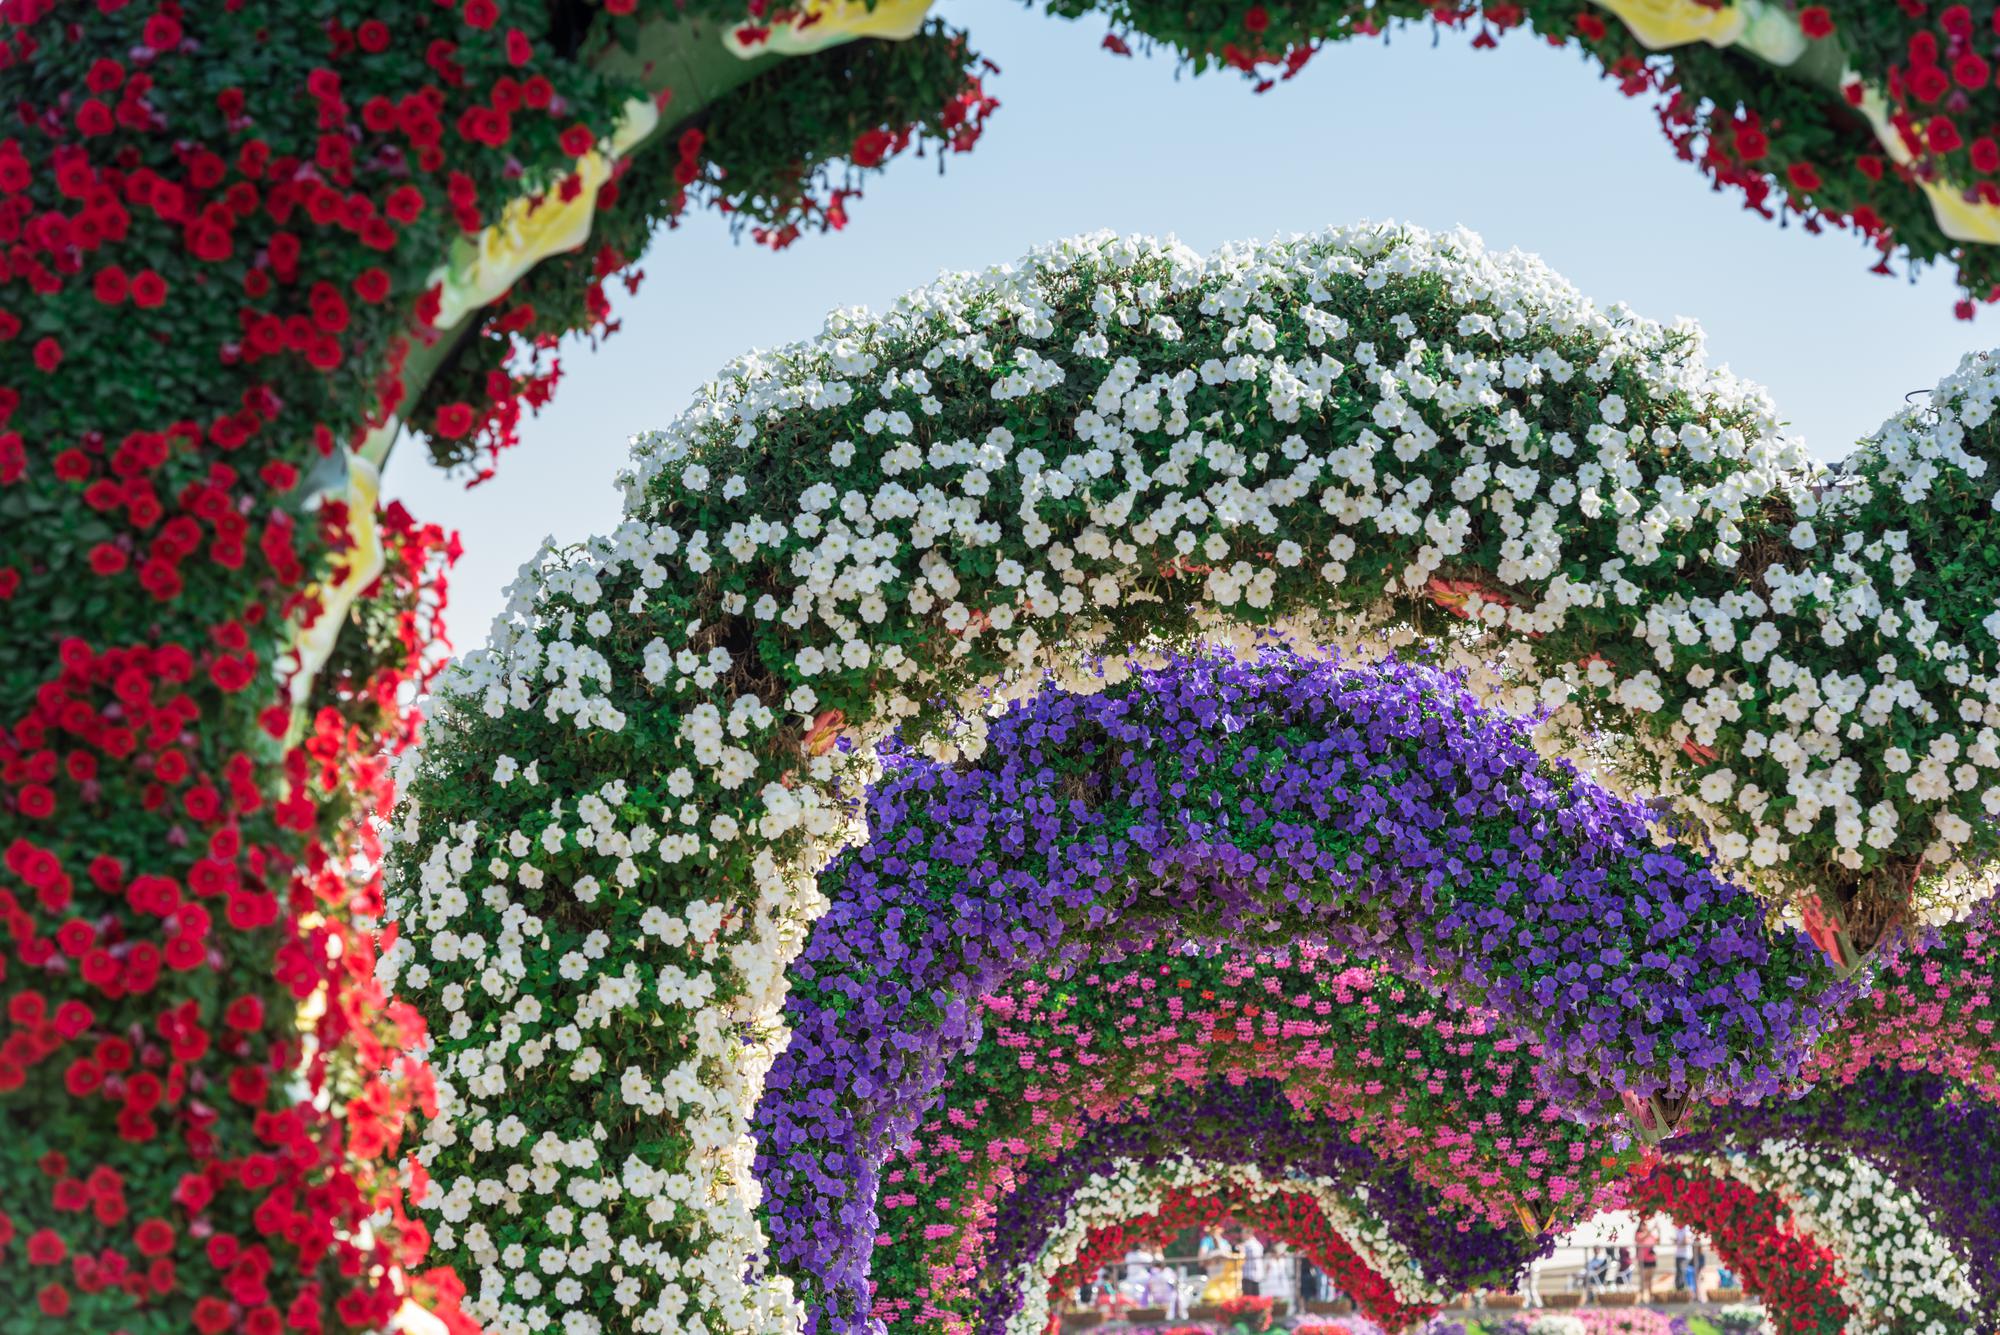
[1041,1182,1435,1333]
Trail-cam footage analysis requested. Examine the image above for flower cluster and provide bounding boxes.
[1808,906,2000,1101]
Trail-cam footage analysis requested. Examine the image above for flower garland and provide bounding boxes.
[1055,0,2000,315]
[390,221,2000,1335]
[1624,1166,1852,1335]
[1696,1139,1986,1334]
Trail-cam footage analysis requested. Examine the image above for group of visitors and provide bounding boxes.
[1089,1225,1331,1318]
[1517,1218,1735,1306]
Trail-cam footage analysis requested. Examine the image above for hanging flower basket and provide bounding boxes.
[1621,1091,1690,1145]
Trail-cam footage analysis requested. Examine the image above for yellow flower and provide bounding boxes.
[291,452,385,704]
[724,0,932,59]
[1591,0,1745,50]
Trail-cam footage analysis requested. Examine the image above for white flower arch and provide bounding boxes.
[385,223,2000,1335]
[1698,1140,1982,1335]
[1000,1156,1439,1335]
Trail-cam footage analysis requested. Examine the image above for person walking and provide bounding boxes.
[1523,1253,1545,1308]
[1238,1227,1266,1299]
[1673,1224,1694,1293]
[1634,1220,1658,1299]
[1198,1225,1241,1304]
[1268,1241,1300,1313]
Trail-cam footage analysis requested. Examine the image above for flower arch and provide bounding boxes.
[1681,1065,2000,1323]
[379,222,2000,1335]
[1682,1139,1986,1333]
[20,0,2000,1323]
[1027,1164,1438,1334]
[1625,1165,1854,1335]
[906,939,1636,1236]
[948,1079,1545,1335]
[852,935,1628,1335]
[755,647,1844,1329]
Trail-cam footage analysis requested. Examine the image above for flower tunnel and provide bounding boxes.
[20,0,2000,1324]
[752,650,1846,1333]
[377,224,2000,1335]
[1030,1166,1445,1333]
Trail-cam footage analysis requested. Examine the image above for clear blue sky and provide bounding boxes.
[388,3,1994,652]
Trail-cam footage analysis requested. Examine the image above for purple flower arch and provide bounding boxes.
[751,650,1845,1333]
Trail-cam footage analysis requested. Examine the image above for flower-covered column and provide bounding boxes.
[0,4,989,1330]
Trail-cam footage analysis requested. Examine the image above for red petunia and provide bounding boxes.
[26,1229,65,1265]
[142,12,182,49]
[130,270,167,308]
[32,338,61,373]
[851,128,893,168]
[133,1218,175,1257]
[1786,162,1822,192]
[432,402,475,438]
[1799,6,1832,37]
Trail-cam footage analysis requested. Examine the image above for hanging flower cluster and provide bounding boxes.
[1020,1160,1438,1334]
[1808,906,2000,1100]
[1625,1166,1853,1335]
[1694,1139,1986,1334]
[391,222,1999,1335]
[1050,0,2000,315]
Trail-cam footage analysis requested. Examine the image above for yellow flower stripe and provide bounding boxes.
[724,0,933,59]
